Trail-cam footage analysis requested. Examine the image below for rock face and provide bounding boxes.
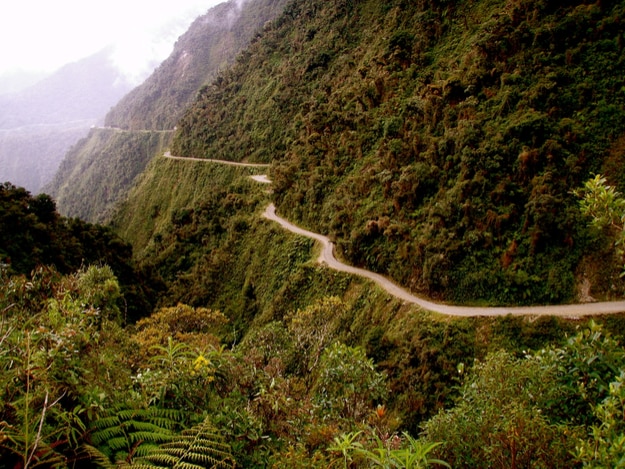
[104,0,290,131]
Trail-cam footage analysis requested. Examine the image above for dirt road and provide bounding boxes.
[162,154,625,317]
[262,203,625,317]
[163,151,270,168]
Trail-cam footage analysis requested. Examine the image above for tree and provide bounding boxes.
[0,266,134,467]
[576,174,625,274]
[312,342,387,422]
[287,296,346,374]
[421,323,625,468]
[421,350,573,469]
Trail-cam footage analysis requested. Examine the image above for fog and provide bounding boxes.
[0,0,225,93]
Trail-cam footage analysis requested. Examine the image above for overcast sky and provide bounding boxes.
[0,0,225,84]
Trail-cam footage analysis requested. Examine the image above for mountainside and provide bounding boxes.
[45,128,172,223]
[10,157,625,467]
[0,48,132,192]
[172,0,625,305]
[0,123,90,192]
[105,0,289,130]
[5,1,625,465]
[0,69,47,95]
[46,0,290,220]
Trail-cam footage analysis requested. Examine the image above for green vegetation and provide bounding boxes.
[44,129,172,223]
[0,124,90,193]
[8,0,625,466]
[104,0,290,131]
[5,156,625,466]
[0,182,153,319]
[106,150,625,466]
[421,322,625,468]
[3,251,625,467]
[173,0,625,305]
[577,174,625,275]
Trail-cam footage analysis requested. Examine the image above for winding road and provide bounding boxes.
[163,151,270,168]
[163,152,625,317]
[262,204,625,317]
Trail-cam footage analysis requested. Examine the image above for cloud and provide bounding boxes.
[0,0,224,82]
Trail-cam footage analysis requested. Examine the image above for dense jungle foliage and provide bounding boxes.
[5,162,625,467]
[44,129,172,223]
[0,183,153,320]
[7,0,625,466]
[173,0,625,305]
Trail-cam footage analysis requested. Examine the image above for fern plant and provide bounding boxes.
[127,417,236,469]
[89,406,185,464]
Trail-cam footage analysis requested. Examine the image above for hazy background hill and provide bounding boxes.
[45,0,289,221]
[105,0,289,130]
[0,48,132,192]
[0,47,131,129]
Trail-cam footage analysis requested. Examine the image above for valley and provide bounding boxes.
[2,0,625,467]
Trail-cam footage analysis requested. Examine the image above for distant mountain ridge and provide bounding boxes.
[0,48,132,192]
[105,0,287,131]
[46,0,290,220]
[0,47,131,129]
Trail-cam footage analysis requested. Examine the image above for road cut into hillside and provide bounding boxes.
[262,203,625,318]
[163,153,625,317]
[163,151,270,167]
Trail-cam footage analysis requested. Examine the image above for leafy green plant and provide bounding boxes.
[327,430,363,469]
[312,342,387,422]
[0,332,70,469]
[287,297,346,374]
[420,323,625,468]
[89,406,185,464]
[327,430,449,469]
[576,372,625,467]
[576,174,625,274]
[128,417,236,469]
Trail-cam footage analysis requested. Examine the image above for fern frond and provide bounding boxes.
[154,445,188,457]
[128,417,236,468]
[75,444,116,469]
[90,415,122,429]
[108,435,131,451]
[148,417,181,430]
[130,430,174,444]
[184,451,227,465]
[191,439,231,451]
[116,409,142,420]
[89,405,188,466]
[91,425,126,445]
[132,442,161,458]
[127,420,173,432]
[119,464,164,469]
[141,452,181,465]
[170,462,204,469]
